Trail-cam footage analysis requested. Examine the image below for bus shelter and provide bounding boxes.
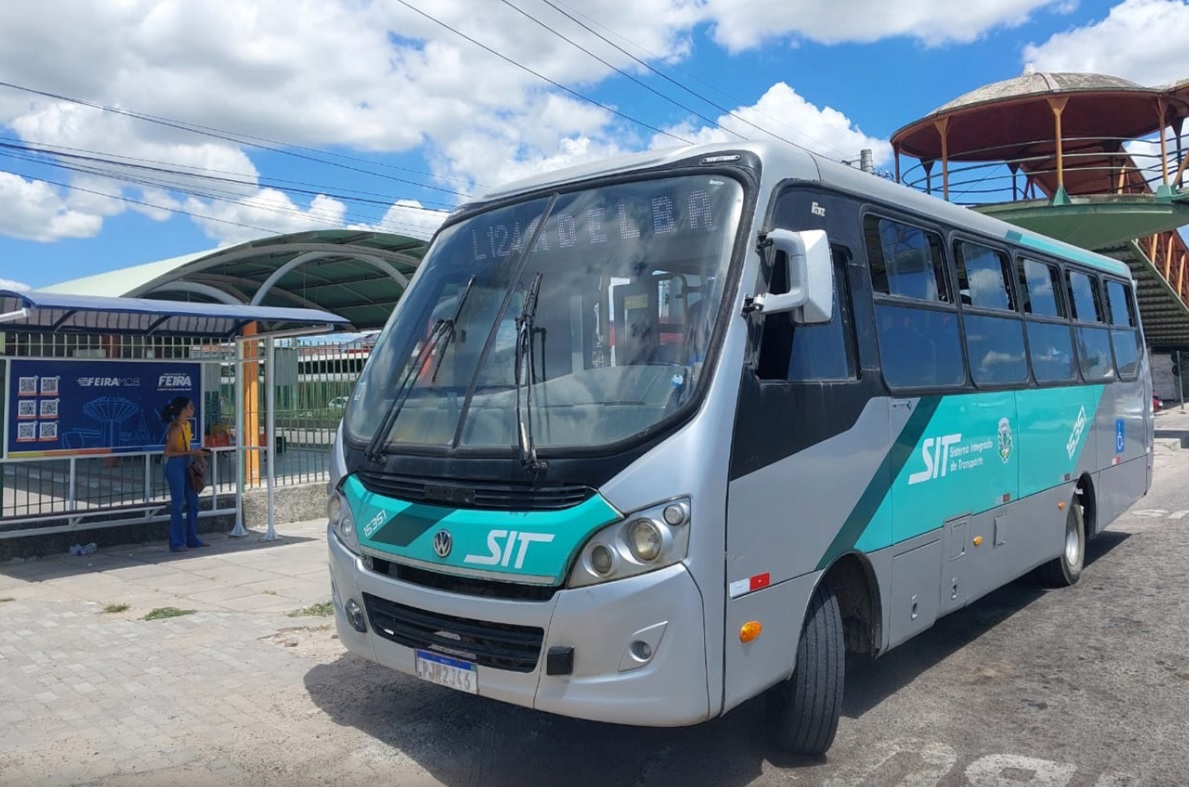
[0,289,350,551]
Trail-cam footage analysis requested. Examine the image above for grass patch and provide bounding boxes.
[143,607,196,621]
[0,597,14,603]
[102,603,129,614]
[288,601,334,618]
[262,589,278,596]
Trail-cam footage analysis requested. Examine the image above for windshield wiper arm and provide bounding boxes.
[514,271,546,474]
[429,275,476,383]
[364,276,476,462]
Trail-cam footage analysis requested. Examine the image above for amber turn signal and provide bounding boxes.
[739,621,763,643]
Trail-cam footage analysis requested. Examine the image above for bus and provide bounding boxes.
[325,141,1153,754]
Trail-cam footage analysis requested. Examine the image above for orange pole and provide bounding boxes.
[243,322,260,485]
[934,117,950,201]
[1159,99,1169,186]
[1177,250,1186,301]
[1173,149,1189,190]
[1048,97,1069,196]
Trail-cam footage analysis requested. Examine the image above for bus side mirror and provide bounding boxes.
[746,229,833,324]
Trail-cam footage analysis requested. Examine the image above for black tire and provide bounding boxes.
[767,584,844,755]
[1041,497,1085,587]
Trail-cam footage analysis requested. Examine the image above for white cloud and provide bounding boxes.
[657,82,894,165]
[184,190,347,246]
[0,277,31,291]
[348,201,449,240]
[1023,0,1189,86]
[0,0,935,249]
[0,172,102,242]
[701,0,1064,51]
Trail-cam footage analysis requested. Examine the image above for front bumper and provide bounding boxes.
[328,525,711,726]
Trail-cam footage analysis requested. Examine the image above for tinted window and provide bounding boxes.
[1112,331,1140,379]
[965,315,1027,385]
[1018,259,1064,317]
[1068,271,1104,323]
[1077,326,1114,380]
[1105,280,1136,327]
[787,251,855,382]
[876,304,964,388]
[1028,322,1077,382]
[866,217,949,303]
[956,242,1013,311]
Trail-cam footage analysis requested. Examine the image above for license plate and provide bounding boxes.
[414,649,477,694]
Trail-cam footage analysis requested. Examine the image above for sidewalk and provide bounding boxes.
[0,519,331,616]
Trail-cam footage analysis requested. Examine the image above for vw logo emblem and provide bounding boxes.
[432,530,453,558]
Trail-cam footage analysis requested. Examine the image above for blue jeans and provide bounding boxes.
[165,456,201,549]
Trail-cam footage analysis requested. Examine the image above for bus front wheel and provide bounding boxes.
[1041,496,1085,587]
[767,583,844,756]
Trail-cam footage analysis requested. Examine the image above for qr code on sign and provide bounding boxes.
[17,423,36,442]
[40,377,60,395]
[17,400,37,419]
[40,399,59,418]
[18,377,37,395]
[39,422,58,441]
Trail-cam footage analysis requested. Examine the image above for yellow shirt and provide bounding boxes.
[167,421,192,454]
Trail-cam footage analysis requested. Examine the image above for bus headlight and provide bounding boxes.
[627,519,663,561]
[328,488,360,554]
[567,498,690,588]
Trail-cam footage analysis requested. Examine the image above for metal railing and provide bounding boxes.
[899,134,1187,205]
[1,332,372,537]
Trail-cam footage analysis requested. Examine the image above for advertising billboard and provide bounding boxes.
[6,360,202,458]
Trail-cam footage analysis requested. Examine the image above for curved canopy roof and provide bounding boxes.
[0,289,348,337]
[893,71,1189,162]
[42,229,431,331]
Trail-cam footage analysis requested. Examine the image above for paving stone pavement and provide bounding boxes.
[0,520,443,786]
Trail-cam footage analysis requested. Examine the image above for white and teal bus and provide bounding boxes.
[326,141,1152,754]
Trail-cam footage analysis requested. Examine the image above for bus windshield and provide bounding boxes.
[345,173,746,454]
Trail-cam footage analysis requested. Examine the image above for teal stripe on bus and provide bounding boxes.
[1005,230,1129,277]
[343,475,622,584]
[817,385,1106,569]
[816,396,941,570]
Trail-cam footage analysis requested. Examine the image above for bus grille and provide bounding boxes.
[357,472,594,511]
[362,593,544,673]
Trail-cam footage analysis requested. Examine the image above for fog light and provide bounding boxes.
[344,598,367,633]
[627,519,663,561]
[590,543,615,575]
[662,503,688,526]
[630,640,653,661]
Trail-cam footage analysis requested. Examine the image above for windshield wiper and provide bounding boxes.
[514,271,547,474]
[364,276,476,462]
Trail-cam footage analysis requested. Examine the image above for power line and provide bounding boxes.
[0,138,456,213]
[391,0,690,145]
[498,0,743,143]
[544,0,854,157]
[0,147,427,237]
[0,164,292,238]
[0,147,445,239]
[522,0,821,153]
[0,80,476,199]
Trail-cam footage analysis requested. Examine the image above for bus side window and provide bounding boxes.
[786,248,856,382]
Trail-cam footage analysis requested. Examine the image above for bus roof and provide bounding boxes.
[478,141,1130,279]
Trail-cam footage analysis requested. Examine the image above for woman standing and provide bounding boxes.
[161,396,210,552]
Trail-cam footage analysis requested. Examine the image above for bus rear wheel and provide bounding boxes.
[767,583,844,755]
[1041,496,1085,587]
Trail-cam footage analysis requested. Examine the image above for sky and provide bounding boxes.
[0,0,1187,293]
